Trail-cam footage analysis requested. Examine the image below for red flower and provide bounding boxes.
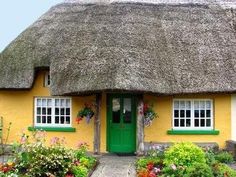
[148,172,157,177]
[76,117,83,124]
[143,103,148,113]
[147,162,154,171]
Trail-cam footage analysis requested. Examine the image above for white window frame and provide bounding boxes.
[44,72,50,87]
[34,97,72,127]
[172,99,214,130]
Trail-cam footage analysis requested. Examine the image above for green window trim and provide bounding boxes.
[28,126,76,132]
[167,130,219,135]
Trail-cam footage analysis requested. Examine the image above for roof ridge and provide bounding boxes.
[63,0,236,8]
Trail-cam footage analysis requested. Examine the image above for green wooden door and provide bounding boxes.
[107,95,136,153]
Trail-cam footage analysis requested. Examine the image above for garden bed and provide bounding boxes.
[136,142,236,177]
[0,131,98,177]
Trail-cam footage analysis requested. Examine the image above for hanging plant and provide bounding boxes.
[143,103,158,127]
[76,103,95,124]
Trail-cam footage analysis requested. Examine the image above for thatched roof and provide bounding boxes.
[1,0,236,95]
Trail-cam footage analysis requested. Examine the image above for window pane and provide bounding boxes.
[186,119,191,127]
[55,108,59,115]
[206,119,211,127]
[61,108,65,115]
[174,119,179,127]
[42,116,46,123]
[66,117,70,124]
[194,110,199,117]
[66,99,70,107]
[186,101,191,109]
[47,116,51,123]
[112,98,120,123]
[195,119,199,127]
[186,110,191,117]
[200,101,205,109]
[42,99,47,107]
[123,98,132,124]
[37,99,42,106]
[37,116,41,123]
[37,108,41,115]
[206,110,211,117]
[174,110,179,117]
[194,101,199,109]
[55,116,59,124]
[174,101,179,109]
[200,110,205,117]
[61,116,65,124]
[180,119,185,127]
[61,99,65,107]
[180,101,185,109]
[42,108,46,115]
[206,101,211,109]
[47,108,51,115]
[47,99,52,107]
[55,99,60,106]
[66,108,70,115]
[180,110,185,118]
[200,119,205,127]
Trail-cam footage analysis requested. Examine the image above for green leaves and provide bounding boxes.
[164,142,206,167]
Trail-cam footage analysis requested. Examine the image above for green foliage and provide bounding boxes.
[164,142,206,167]
[14,135,74,176]
[215,151,234,164]
[205,149,217,165]
[136,156,162,170]
[71,165,88,177]
[136,142,236,177]
[77,103,94,118]
[11,131,96,177]
[183,162,214,177]
[161,165,185,177]
[212,163,236,177]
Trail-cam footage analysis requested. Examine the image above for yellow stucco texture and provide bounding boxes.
[144,94,231,148]
[0,71,109,152]
[0,71,232,151]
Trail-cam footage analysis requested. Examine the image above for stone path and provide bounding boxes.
[91,154,136,177]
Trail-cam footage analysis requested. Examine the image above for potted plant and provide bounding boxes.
[143,103,158,127]
[76,103,95,124]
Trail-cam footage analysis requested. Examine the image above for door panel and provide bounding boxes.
[108,95,136,153]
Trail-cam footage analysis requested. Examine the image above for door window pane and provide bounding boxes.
[112,98,120,123]
[123,98,132,123]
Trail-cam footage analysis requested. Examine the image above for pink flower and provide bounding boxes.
[153,167,161,173]
[20,135,28,144]
[50,137,60,145]
[171,164,177,170]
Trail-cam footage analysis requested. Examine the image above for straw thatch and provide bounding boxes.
[0,1,236,95]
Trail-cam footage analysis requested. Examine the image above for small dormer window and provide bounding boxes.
[44,72,51,87]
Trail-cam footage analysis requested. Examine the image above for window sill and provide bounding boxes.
[28,126,76,132]
[167,130,220,135]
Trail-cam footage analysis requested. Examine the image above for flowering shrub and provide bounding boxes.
[142,103,158,127]
[3,130,97,177]
[136,142,235,177]
[164,142,206,167]
[76,103,95,124]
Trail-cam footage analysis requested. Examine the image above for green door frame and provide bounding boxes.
[106,93,137,153]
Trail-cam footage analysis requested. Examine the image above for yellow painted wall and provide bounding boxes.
[0,71,232,151]
[144,94,231,148]
[0,71,108,152]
